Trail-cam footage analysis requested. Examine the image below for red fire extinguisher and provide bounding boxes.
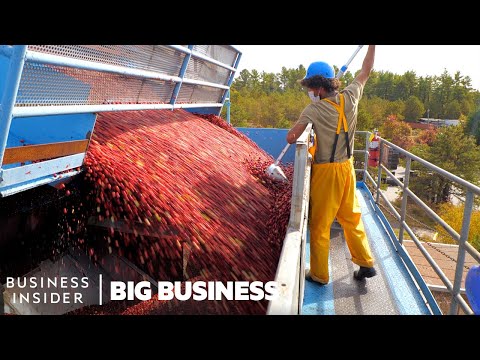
[368,129,380,167]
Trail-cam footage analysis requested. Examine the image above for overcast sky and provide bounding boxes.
[233,45,480,91]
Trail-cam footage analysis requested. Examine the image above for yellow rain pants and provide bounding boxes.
[309,95,374,284]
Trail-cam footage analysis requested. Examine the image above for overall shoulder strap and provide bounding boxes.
[326,94,351,162]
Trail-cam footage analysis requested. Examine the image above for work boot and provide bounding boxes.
[353,266,377,281]
[305,268,328,285]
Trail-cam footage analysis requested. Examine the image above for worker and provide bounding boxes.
[286,45,376,285]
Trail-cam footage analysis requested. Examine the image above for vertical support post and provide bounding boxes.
[449,190,474,315]
[218,52,242,116]
[363,131,370,182]
[375,140,384,204]
[0,45,27,169]
[398,157,412,244]
[225,89,231,124]
[170,45,193,107]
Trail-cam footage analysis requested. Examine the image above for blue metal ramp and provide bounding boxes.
[302,183,432,315]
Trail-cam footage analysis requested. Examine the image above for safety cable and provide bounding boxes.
[377,201,470,271]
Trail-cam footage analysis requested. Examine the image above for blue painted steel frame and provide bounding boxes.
[225,89,230,124]
[1,153,84,186]
[0,45,27,170]
[7,113,96,150]
[0,45,242,196]
[236,127,296,163]
[0,45,98,196]
[218,52,242,116]
[170,45,193,106]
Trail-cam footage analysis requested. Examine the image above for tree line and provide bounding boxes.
[223,66,480,250]
[226,66,480,130]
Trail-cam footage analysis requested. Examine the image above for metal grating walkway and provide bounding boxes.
[302,184,431,315]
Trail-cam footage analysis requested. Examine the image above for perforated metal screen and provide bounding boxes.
[17,62,176,106]
[18,45,240,108]
[185,58,231,85]
[192,45,237,67]
[27,45,186,76]
[177,84,224,103]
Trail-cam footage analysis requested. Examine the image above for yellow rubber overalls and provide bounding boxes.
[308,94,374,284]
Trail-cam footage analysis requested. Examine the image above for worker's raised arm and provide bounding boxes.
[354,45,375,87]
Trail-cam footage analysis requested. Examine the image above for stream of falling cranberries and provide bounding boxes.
[56,110,293,315]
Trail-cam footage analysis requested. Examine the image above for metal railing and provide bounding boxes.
[0,45,241,197]
[0,45,242,118]
[359,134,480,315]
[267,129,479,315]
[266,124,313,315]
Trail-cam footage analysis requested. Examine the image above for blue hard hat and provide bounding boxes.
[466,265,480,315]
[304,61,335,80]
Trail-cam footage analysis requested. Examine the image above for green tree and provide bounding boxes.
[393,71,417,100]
[431,70,454,118]
[357,106,374,131]
[410,124,480,204]
[460,98,474,117]
[404,96,425,121]
[232,69,252,91]
[361,96,389,128]
[340,72,354,89]
[276,117,291,129]
[386,99,406,120]
[445,100,462,119]
[279,65,306,91]
[229,66,480,135]
[451,71,475,115]
[363,70,379,98]
[416,75,433,107]
[250,69,262,94]
[226,88,256,126]
[260,71,280,94]
[282,89,310,124]
[377,71,396,100]
[466,108,480,145]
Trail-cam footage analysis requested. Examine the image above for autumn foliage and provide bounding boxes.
[380,114,414,150]
[417,125,438,146]
[435,203,480,251]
